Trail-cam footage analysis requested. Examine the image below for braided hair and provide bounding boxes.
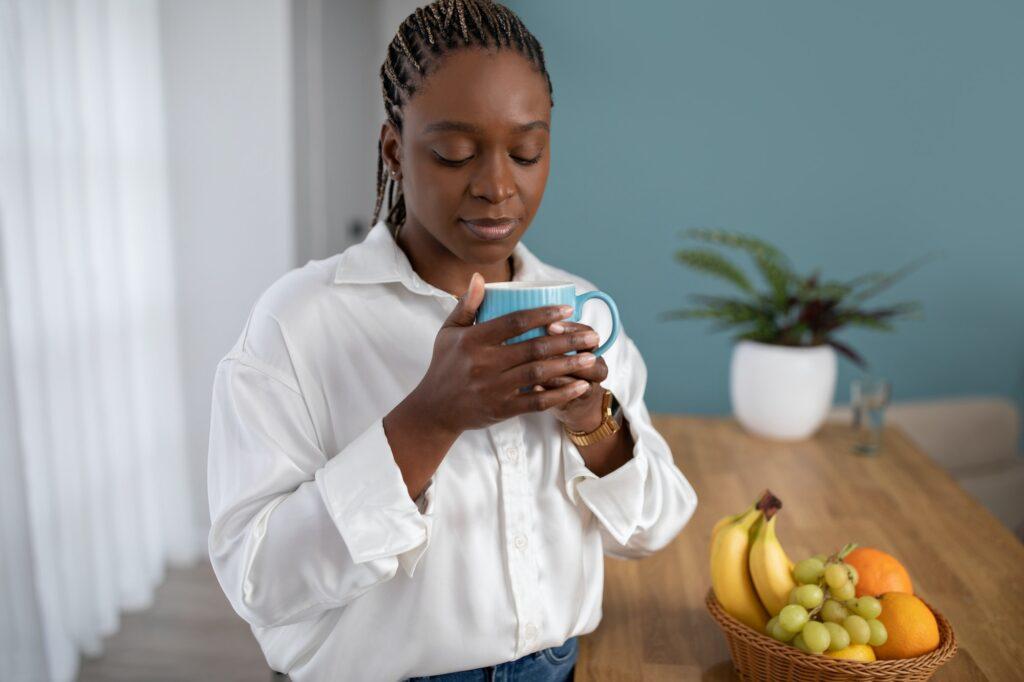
[373,0,554,235]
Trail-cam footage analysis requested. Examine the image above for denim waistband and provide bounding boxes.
[405,636,578,681]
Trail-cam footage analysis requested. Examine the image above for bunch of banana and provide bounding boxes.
[710,490,797,631]
[709,496,769,631]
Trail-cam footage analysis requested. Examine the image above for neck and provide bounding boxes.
[394,218,515,297]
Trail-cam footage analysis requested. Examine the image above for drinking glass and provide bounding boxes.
[851,377,891,455]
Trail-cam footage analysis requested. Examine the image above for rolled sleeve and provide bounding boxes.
[560,333,698,558]
[316,417,436,578]
[561,400,650,546]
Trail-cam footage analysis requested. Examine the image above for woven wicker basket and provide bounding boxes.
[706,589,957,681]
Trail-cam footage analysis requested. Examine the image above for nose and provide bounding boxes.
[469,152,516,204]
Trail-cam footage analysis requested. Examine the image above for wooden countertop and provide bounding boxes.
[574,416,1024,681]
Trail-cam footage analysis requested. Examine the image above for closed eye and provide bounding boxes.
[513,153,543,166]
[432,150,544,167]
[433,150,473,167]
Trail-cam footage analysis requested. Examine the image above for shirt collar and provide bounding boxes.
[333,220,550,297]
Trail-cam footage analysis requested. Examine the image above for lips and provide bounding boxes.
[460,217,519,241]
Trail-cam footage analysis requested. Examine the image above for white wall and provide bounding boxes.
[159,0,296,545]
[293,0,421,263]
[158,0,420,546]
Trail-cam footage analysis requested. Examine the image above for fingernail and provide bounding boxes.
[559,305,574,316]
[579,353,596,366]
[573,381,589,392]
[549,322,564,334]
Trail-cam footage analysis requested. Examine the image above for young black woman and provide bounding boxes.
[207,3,698,681]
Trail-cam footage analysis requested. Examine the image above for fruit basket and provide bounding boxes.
[706,589,957,681]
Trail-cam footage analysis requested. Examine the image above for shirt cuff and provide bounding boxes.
[315,417,436,578]
[560,403,649,546]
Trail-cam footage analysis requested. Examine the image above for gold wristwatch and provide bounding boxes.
[564,389,620,446]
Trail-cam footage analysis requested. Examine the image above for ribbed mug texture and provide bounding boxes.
[477,280,621,356]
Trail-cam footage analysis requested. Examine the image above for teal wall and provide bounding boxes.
[508,0,1024,416]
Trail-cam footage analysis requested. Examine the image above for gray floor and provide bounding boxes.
[77,561,272,681]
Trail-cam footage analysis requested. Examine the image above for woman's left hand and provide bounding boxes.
[531,320,608,432]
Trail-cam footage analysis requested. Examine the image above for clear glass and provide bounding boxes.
[851,377,891,455]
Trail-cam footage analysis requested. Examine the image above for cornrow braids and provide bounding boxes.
[372,0,554,235]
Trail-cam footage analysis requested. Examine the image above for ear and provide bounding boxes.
[380,121,403,177]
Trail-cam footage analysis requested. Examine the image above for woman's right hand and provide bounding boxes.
[414,272,602,435]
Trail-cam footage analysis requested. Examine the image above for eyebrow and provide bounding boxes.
[422,120,549,135]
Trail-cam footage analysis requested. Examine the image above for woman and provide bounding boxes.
[207,2,698,680]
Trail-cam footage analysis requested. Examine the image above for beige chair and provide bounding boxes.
[828,396,1024,539]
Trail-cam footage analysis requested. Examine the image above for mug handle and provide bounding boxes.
[574,291,620,357]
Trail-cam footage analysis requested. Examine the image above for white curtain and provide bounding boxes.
[0,1,200,680]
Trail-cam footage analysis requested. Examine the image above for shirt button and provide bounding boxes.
[514,534,528,550]
[505,445,519,461]
[524,623,538,640]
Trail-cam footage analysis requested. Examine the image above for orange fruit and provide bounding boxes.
[844,547,913,597]
[825,644,876,662]
[874,592,940,659]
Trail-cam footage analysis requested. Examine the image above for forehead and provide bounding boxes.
[404,48,551,135]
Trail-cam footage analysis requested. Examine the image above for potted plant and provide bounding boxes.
[661,229,931,441]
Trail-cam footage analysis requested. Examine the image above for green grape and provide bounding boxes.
[851,596,882,620]
[802,621,830,653]
[843,615,871,645]
[820,599,849,624]
[846,563,859,586]
[831,580,856,601]
[824,563,849,591]
[778,604,809,633]
[793,558,826,585]
[794,584,824,610]
[824,622,850,651]
[788,589,801,605]
[812,553,828,563]
[769,618,796,642]
[792,632,812,653]
[765,616,778,635]
[867,618,888,647]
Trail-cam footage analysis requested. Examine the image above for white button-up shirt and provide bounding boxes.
[207,220,698,681]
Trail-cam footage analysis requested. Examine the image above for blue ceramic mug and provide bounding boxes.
[476,281,621,392]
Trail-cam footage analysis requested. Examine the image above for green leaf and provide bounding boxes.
[754,251,795,310]
[832,302,923,331]
[673,248,754,293]
[776,322,812,345]
[796,281,852,303]
[682,228,785,261]
[687,295,774,323]
[659,293,775,337]
[736,325,778,343]
[871,301,924,320]
[848,252,941,304]
[838,315,894,331]
[682,228,800,309]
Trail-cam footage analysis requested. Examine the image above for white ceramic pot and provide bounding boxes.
[729,340,837,441]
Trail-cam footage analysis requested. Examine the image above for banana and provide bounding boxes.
[710,505,769,631]
[711,506,748,547]
[748,511,797,617]
[710,495,762,547]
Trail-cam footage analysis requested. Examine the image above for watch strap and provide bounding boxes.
[565,389,620,447]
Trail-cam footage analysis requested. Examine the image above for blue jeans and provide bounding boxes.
[405,637,577,682]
